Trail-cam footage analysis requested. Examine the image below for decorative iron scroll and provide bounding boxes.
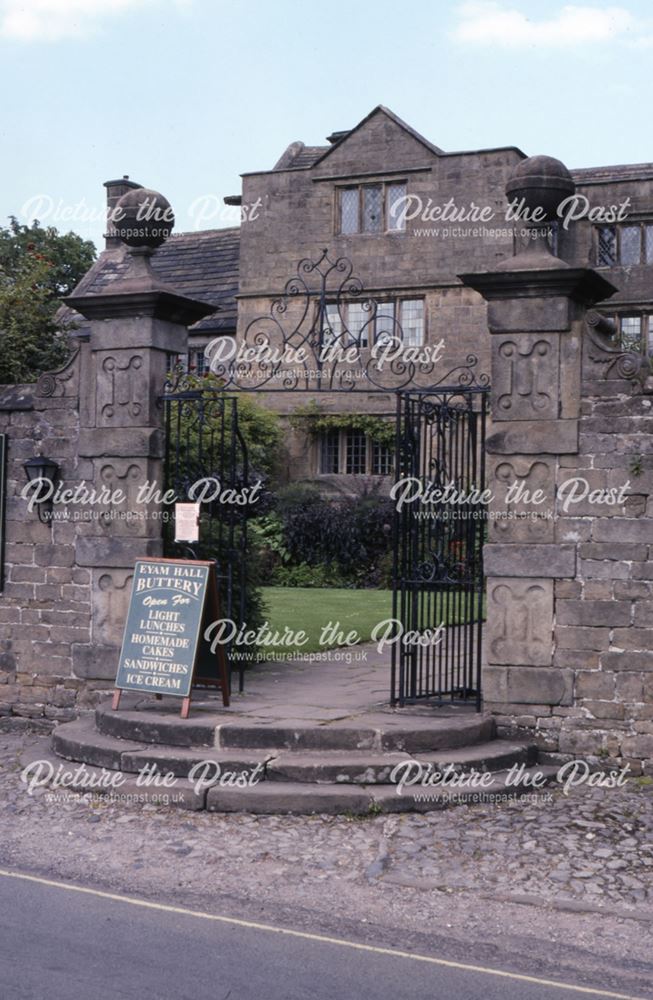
[182,250,489,394]
[585,311,652,392]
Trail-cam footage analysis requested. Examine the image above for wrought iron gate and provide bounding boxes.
[159,249,491,706]
[161,390,250,692]
[391,388,488,707]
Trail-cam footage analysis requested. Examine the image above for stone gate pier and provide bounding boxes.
[462,156,653,774]
[0,190,215,723]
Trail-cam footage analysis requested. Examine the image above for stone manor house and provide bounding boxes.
[1,105,653,780]
[70,105,653,493]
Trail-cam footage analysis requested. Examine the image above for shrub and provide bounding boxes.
[163,380,283,647]
[268,562,344,588]
[254,484,394,588]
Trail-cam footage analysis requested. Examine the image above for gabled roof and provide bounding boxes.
[312,105,444,167]
[63,228,240,334]
[262,105,524,174]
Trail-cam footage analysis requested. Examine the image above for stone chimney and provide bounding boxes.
[103,176,143,249]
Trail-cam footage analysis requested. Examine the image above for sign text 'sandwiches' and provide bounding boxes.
[115,560,211,698]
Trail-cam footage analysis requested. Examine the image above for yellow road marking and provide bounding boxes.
[0,867,646,1000]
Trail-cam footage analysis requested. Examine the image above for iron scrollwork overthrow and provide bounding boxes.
[198,250,489,394]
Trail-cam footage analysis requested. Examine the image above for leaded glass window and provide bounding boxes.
[620,226,641,265]
[340,188,359,235]
[317,426,393,476]
[620,315,642,352]
[597,225,617,266]
[596,222,653,266]
[347,302,369,348]
[338,181,408,234]
[400,299,424,347]
[375,302,396,347]
[345,429,367,474]
[322,303,344,347]
[387,183,406,231]
[645,226,653,265]
[372,440,393,476]
[320,431,340,474]
[188,348,209,375]
[362,185,383,233]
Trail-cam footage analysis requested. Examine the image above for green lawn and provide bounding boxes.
[259,586,484,657]
[260,587,393,656]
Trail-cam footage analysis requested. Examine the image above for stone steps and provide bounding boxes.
[46,709,553,813]
[53,716,535,782]
[264,742,536,784]
[31,741,558,815]
[204,770,558,815]
[52,718,270,774]
[95,705,215,748]
[94,701,496,753]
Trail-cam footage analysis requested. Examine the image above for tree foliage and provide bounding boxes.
[171,372,284,482]
[163,373,284,641]
[0,217,96,298]
[0,218,96,385]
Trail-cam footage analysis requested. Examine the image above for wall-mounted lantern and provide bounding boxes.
[23,456,60,523]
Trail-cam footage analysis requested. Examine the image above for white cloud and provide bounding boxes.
[452,2,634,47]
[0,0,187,42]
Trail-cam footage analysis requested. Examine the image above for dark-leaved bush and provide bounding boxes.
[270,484,394,587]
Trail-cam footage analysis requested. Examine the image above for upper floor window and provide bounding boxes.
[339,182,406,235]
[321,298,424,349]
[322,302,370,348]
[596,223,653,266]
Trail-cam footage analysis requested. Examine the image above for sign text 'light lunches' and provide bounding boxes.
[112,558,229,718]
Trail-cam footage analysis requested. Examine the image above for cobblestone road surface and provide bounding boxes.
[2,727,653,998]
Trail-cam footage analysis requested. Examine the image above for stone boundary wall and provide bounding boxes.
[0,239,227,730]
[492,326,653,775]
[0,357,97,725]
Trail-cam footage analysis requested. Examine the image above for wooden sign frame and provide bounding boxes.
[112,558,229,719]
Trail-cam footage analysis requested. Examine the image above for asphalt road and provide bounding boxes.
[0,869,644,1000]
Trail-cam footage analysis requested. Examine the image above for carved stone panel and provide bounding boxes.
[95,352,149,427]
[74,459,160,538]
[486,577,553,666]
[92,569,134,647]
[492,335,559,421]
[103,460,142,535]
[487,455,556,542]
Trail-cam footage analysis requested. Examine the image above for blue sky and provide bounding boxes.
[2,0,652,249]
